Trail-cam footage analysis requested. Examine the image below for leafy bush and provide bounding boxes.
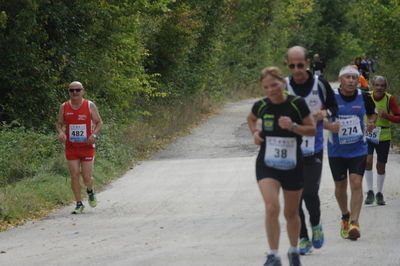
[0,127,60,185]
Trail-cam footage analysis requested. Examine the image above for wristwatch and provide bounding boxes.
[291,123,299,131]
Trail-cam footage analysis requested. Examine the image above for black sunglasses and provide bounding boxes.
[288,63,305,69]
[69,88,83,93]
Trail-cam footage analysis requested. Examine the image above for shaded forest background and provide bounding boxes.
[0,0,400,223]
[1,0,399,130]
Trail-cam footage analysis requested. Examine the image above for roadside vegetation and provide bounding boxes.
[1,0,399,230]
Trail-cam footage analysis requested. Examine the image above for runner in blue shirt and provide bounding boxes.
[324,65,376,241]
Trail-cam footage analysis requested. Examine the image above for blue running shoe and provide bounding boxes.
[298,237,312,255]
[311,224,324,248]
[264,254,282,266]
[287,251,302,266]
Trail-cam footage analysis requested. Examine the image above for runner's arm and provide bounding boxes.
[366,113,377,132]
[86,102,103,145]
[381,96,400,123]
[320,78,338,118]
[279,97,315,136]
[323,119,340,133]
[292,114,316,136]
[364,93,377,131]
[359,75,369,90]
[363,92,376,115]
[56,104,66,142]
[90,102,103,137]
[278,114,315,136]
[247,112,264,145]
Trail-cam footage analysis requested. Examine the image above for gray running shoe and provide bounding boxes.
[288,251,302,266]
[364,190,375,204]
[375,192,386,205]
[263,254,282,266]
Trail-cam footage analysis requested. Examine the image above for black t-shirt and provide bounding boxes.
[251,95,311,158]
[337,88,376,115]
[287,72,338,117]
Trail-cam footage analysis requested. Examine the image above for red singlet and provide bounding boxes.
[63,99,95,161]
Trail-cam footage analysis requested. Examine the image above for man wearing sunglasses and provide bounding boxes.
[285,46,338,255]
[56,81,103,214]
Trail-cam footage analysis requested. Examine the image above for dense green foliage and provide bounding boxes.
[1,0,400,223]
[0,127,60,185]
[2,0,399,130]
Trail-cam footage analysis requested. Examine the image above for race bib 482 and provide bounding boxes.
[69,124,87,143]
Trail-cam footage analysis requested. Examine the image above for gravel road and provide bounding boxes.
[1,86,400,266]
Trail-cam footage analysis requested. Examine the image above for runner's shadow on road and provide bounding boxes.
[363,204,385,208]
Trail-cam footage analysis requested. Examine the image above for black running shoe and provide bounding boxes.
[264,254,282,266]
[288,252,302,266]
[375,192,386,205]
[364,190,374,205]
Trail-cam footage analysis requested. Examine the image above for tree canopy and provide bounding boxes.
[0,0,398,130]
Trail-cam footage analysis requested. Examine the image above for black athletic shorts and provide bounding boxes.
[256,155,304,191]
[328,155,367,181]
[367,140,391,163]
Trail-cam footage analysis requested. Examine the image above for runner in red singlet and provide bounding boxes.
[56,81,103,214]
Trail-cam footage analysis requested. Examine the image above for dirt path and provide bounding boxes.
[1,86,400,266]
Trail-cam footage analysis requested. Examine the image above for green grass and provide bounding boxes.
[0,94,224,230]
